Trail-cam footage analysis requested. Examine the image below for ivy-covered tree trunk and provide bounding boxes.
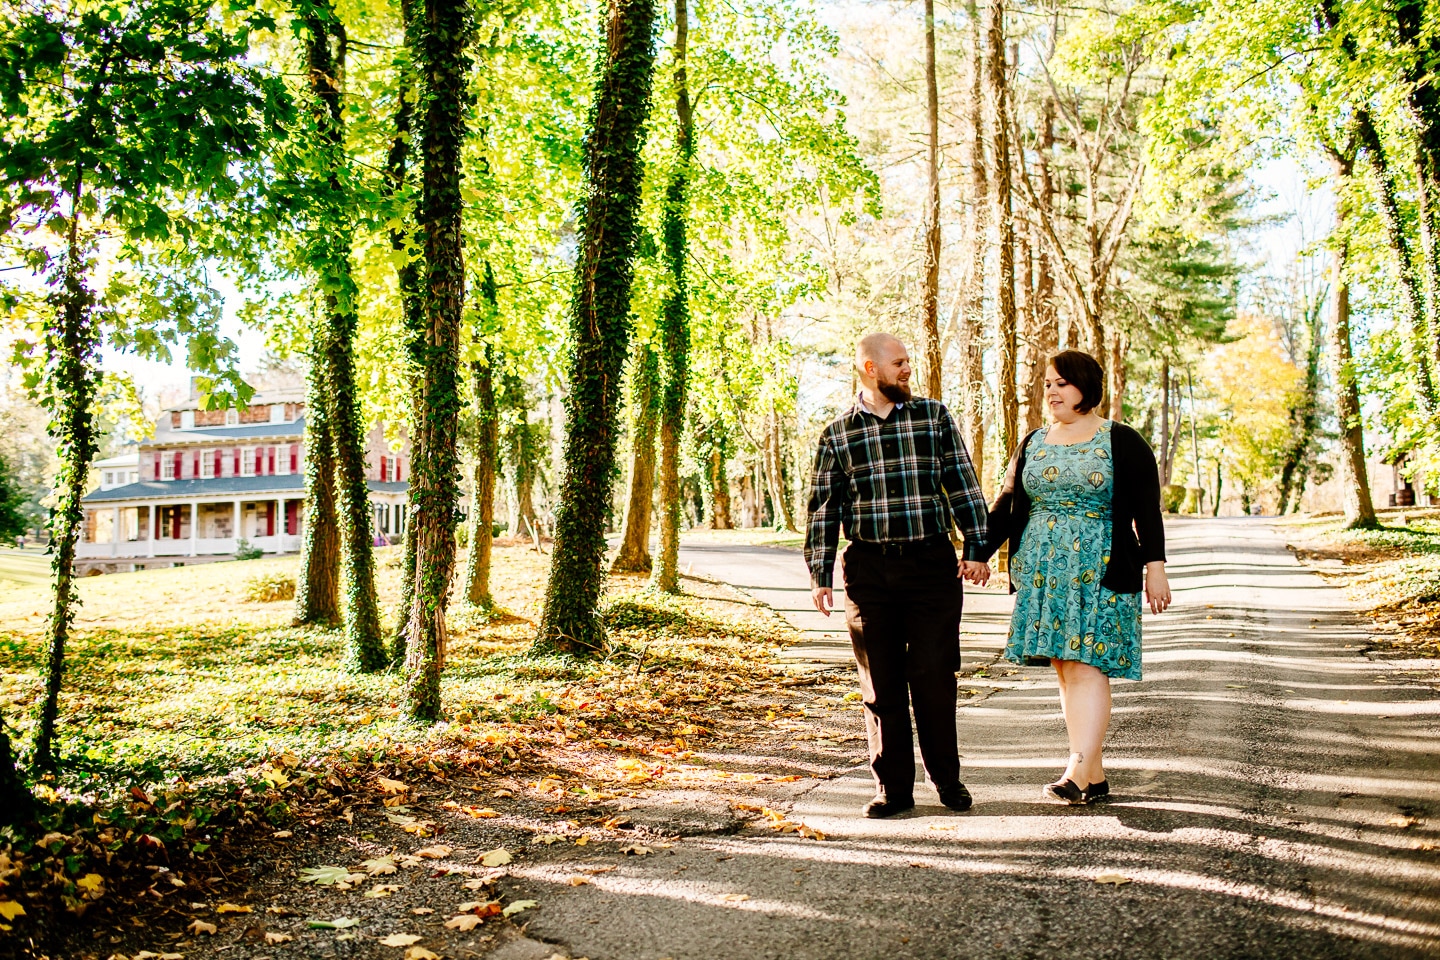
[960,0,987,486]
[301,5,386,670]
[538,0,658,652]
[920,0,943,400]
[503,378,542,543]
[1277,297,1324,514]
[384,0,425,659]
[613,341,660,573]
[295,348,342,626]
[403,0,473,721]
[33,186,102,772]
[986,0,1018,456]
[462,343,498,608]
[1392,0,1440,350]
[707,427,733,529]
[651,0,694,596]
[1024,95,1058,430]
[1328,150,1378,529]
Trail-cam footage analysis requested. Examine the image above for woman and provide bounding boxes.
[984,350,1171,805]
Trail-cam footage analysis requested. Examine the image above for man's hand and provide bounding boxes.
[960,560,991,585]
[812,586,834,617]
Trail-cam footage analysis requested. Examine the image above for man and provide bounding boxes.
[805,332,991,818]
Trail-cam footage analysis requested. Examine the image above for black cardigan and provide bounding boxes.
[982,421,1166,595]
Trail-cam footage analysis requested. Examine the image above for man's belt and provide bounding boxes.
[848,535,952,557]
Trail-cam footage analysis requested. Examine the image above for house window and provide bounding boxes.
[201,451,214,479]
[270,404,285,424]
[226,409,239,426]
[242,448,255,476]
[161,454,175,481]
[181,410,195,429]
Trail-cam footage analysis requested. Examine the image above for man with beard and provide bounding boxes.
[805,332,991,817]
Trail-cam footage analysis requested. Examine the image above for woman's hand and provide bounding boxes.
[1145,562,1172,614]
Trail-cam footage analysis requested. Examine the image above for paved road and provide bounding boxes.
[514,519,1440,959]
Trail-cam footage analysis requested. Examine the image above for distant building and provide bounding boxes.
[75,389,408,574]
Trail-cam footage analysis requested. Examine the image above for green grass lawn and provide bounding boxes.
[0,546,49,589]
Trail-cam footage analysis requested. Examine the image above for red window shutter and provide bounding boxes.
[192,451,200,477]
[290,444,299,473]
[268,447,276,474]
[153,457,160,480]
[214,450,222,476]
[233,448,240,475]
[174,451,183,479]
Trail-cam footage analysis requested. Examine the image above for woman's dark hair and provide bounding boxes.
[1049,350,1104,414]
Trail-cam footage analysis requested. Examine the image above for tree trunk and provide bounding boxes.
[1108,330,1126,420]
[921,0,943,399]
[1328,151,1379,529]
[708,441,733,528]
[462,343,498,608]
[1028,93,1059,413]
[295,347,342,627]
[652,0,694,595]
[958,0,987,485]
[538,0,658,653]
[986,0,1018,457]
[1159,358,1170,485]
[1277,296,1324,514]
[1393,0,1440,358]
[403,0,472,721]
[33,170,102,772]
[613,343,659,571]
[763,407,798,532]
[384,0,423,658]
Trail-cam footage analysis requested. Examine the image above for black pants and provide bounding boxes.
[841,538,964,799]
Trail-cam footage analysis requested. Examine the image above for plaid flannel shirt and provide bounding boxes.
[804,395,989,588]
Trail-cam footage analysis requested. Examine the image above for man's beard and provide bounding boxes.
[877,379,912,403]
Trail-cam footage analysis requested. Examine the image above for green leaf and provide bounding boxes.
[298,865,353,885]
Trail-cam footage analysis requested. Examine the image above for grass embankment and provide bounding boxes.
[1287,509,1440,657]
[0,541,820,954]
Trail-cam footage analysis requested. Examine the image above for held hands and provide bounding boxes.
[960,560,991,585]
[1145,562,1172,614]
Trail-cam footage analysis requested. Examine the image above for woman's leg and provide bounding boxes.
[1054,659,1110,787]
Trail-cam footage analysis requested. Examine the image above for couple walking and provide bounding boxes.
[805,332,1172,817]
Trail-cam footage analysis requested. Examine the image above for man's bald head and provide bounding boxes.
[855,332,912,403]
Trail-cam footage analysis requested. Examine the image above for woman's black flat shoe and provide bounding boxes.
[1082,780,1109,804]
[1043,779,1087,805]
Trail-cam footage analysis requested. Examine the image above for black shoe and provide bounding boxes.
[863,794,915,818]
[937,782,973,812]
[1081,780,1109,804]
[1043,778,1086,805]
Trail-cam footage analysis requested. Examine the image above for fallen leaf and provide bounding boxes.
[365,884,402,899]
[534,835,566,845]
[412,907,435,915]
[573,836,589,847]
[416,845,453,859]
[405,949,441,960]
[272,830,293,839]
[377,776,410,794]
[502,899,537,917]
[619,845,651,856]
[1095,873,1133,886]
[308,917,361,929]
[187,920,218,935]
[265,932,293,944]
[1388,815,1418,829]
[567,876,591,886]
[462,879,490,891]
[478,848,511,867]
[216,903,252,914]
[75,873,104,896]
[379,933,421,947]
[445,914,484,931]
[720,894,750,902]
[0,902,23,922]
[299,866,355,886]
[363,857,398,876]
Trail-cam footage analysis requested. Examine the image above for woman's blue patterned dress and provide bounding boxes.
[1004,420,1143,680]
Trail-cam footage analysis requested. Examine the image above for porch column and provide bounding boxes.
[111,506,121,557]
[232,500,242,546]
[147,507,156,558]
[189,501,198,557]
[274,499,282,545]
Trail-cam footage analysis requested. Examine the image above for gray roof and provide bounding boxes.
[83,476,408,503]
[154,417,307,443]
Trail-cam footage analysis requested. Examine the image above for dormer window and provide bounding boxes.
[181,410,195,430]
[226,409,239,426]
[270,405,285,424]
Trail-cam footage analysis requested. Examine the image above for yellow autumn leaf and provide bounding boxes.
[0,901,25,921]
[445,913,483,930]
[416,845,453,859]
[376,776,409,794]
[479,848,511,866]
[216,903,252,913]
[76,873,104,894]
[188,919,218,935]
[379,933,421,947]
[1095,872,1133,886]
[405,948,441,960]
[265,932,293,944]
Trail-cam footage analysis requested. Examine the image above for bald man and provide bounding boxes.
[804,333,991,818]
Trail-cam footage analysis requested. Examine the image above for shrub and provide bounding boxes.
[1161,484,1187,514]
[244,573,296,602]
[234,538,264,561]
